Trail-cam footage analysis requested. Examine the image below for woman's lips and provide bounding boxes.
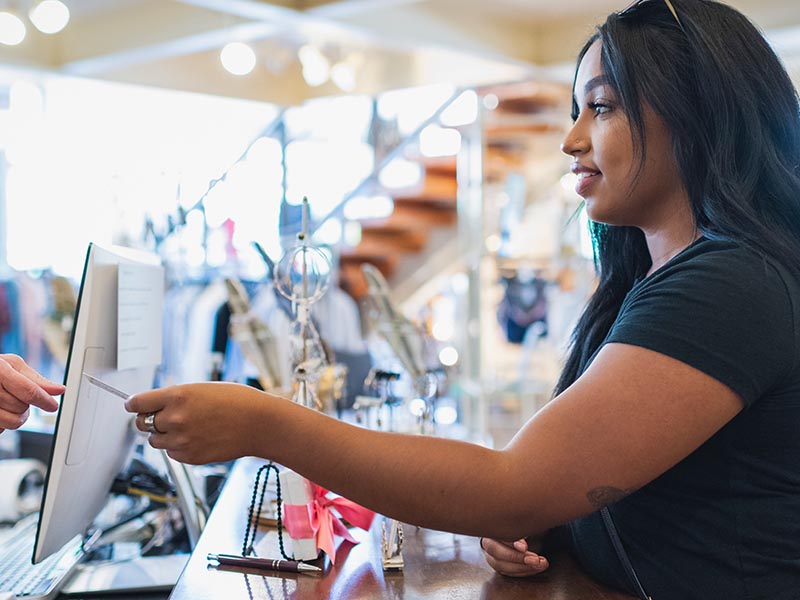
[575,171,600,196]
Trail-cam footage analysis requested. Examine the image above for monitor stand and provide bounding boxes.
[60,553,188,596]
[62,448,206,596]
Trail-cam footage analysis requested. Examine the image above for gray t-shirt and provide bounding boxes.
[568,237,800,599]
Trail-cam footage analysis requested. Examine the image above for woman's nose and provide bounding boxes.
[561,125,589,156]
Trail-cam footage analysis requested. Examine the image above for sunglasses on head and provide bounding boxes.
[620,0,685,31]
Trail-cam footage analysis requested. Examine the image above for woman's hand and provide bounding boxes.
[480,537,550,577]
[0,354,64,434]
[125,382,271,464]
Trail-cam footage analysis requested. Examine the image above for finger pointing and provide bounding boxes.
[125,389,170,415]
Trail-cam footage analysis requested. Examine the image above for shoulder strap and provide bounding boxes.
[600,507,652,600]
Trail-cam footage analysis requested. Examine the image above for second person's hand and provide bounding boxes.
[0,354,64,434]
[480,537,550,577]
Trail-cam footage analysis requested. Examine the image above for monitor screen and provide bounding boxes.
[33,243,163,563]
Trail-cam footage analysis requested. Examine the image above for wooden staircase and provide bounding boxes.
[339,158,458,299]
[338,81,570,301]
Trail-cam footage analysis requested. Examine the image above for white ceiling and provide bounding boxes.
[0,0,799,105]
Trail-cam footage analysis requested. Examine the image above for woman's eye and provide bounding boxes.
[588,102,611,116]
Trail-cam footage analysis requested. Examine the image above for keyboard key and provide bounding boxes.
[0,518,82,599]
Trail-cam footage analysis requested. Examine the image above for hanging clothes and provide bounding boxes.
[496,276,548,344]
[15,273,47,371]
[313,286,367,355]
[0,283,12,352]
[160,283,206,386]
[179,280,229,384]
[0,280,24,356]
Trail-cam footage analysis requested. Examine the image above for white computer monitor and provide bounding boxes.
[33,243,163,563]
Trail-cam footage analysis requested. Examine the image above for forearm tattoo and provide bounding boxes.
[586,486,638,509]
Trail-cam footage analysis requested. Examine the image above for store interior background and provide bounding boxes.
[1,0,800,452]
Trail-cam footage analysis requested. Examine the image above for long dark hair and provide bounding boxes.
[555,0,800,394]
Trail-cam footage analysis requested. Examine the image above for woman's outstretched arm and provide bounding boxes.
[126,342,742,540]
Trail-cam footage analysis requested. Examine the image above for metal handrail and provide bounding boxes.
[310,87,467,235]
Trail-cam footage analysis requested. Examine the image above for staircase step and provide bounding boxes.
[358,228,428,252]
[478,80,569,114]
[361,200,457,228]
[340,250,399,272]
[484,144,526,181]
[339,251,398,298]
[389,170,457,203]
[421,156,457,178]
[339,262,371,299]
[486,121,563,139]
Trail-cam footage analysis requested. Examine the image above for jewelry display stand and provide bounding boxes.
[275,198,331,409]
[224,277,283,391]
[381,518,404,570]
[361,264,445,571]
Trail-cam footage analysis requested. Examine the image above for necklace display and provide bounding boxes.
[359,264,446,570]
[275,197,331,408]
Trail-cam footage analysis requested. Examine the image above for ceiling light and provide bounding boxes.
[0,11,26,45]
[483,93,499,110]
[220,42,256,76]
[29,0,70,35]
[298,44,330,87]
[331,62,356,92]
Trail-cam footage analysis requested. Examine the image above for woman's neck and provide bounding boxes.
[644,227,702,277]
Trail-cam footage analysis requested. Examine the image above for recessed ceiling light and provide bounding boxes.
[220,42,256,76]
[29,1,70,35]
[0,11,26,45]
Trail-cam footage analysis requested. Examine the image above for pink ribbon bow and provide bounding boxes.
[283,484,375,564]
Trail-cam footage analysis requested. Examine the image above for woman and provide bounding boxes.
[125,0,800,597]
[482,1,800,597]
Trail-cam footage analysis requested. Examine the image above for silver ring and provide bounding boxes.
[143,412,162,434]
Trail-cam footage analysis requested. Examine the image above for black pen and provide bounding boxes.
[207,553,322,574]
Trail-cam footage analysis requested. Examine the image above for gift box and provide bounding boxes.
[279,470,375,564]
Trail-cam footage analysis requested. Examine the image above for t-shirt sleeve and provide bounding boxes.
[605,250,795,406]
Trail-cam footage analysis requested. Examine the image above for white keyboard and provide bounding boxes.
[0,516,83,599]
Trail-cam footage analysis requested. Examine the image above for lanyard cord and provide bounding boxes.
[600,507,652,600]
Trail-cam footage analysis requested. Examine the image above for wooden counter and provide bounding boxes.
[169,457,633,600]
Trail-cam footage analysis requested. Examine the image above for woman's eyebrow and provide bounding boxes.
[584,75,610,96]
[572,75,611,108]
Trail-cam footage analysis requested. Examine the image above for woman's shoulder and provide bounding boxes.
[629,237,798,326]
[615,237,799,406]
[664,237,798,292]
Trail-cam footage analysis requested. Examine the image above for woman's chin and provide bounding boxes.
[583,198,627,226]
[584,199,604,222]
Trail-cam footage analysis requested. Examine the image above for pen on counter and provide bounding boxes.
[82,373,130,399]
[207,553,322,574]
